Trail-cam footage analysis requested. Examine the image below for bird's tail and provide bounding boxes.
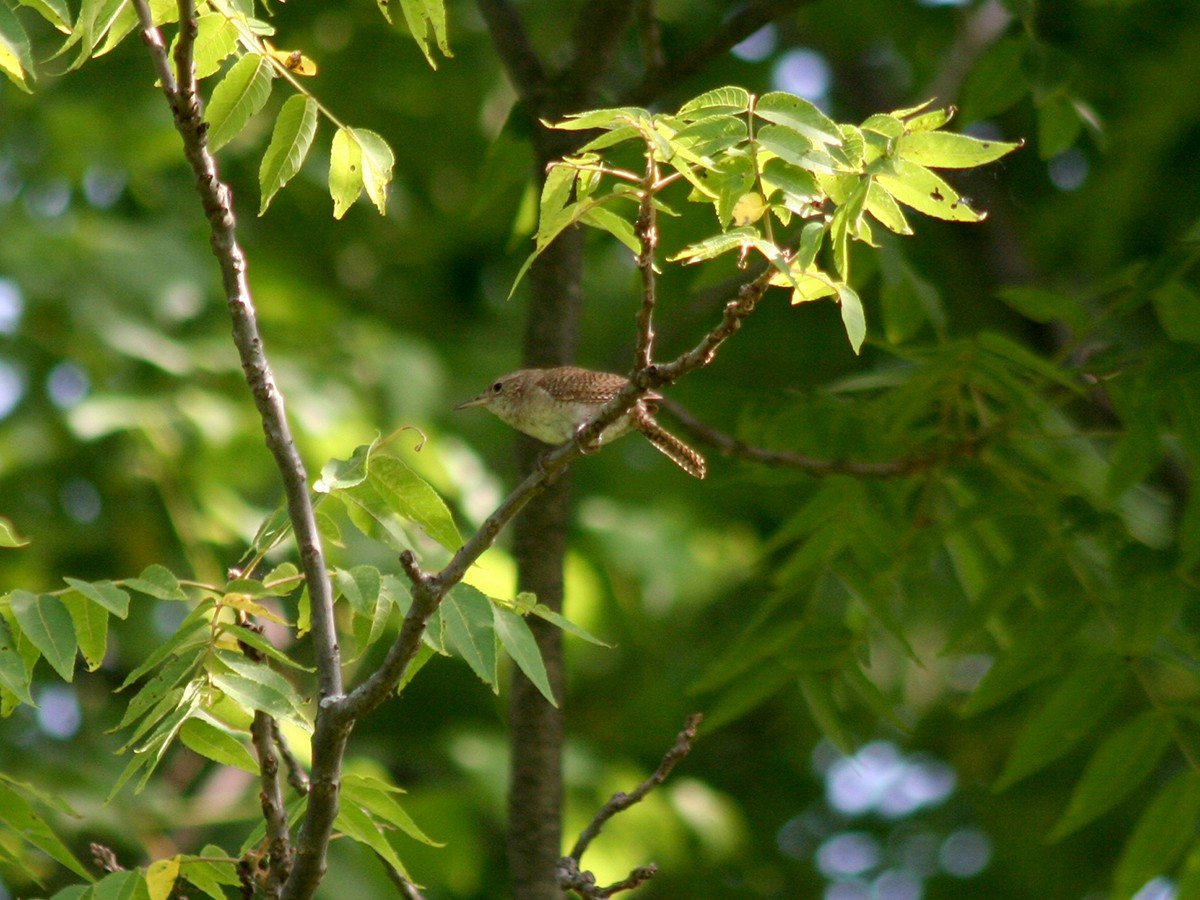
[636,412,707,479]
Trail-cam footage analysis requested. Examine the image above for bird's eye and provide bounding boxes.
[491,381,503,393]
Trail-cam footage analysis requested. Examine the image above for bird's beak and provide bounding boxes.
[454,393,489,411]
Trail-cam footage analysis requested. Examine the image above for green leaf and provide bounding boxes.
[1048,710,1172,842]
[994,655,1127,791]
[549,106,649,132]
[799,672,854,753]
[398,0,452,68]
[16,0,71,32]
[55,0,126,70]
[63,576,130,618]
[88,869,151,899]
[10,590,76,682]
[60,591,109,671]
[211,651,311,730]
[524,599,612,647]
[580,204,640,255]
[668,228,755,264]
[145,857,181,900]
[124,564,187,601]
[996,286,1084,329]
[179,716,258,773]
[875,159,986,222]
[1112,770,1200,898]
[316,441,374,492]
[1152,280,1200,343]
[206,52,274,152]
[259,94,319,215]
[221,624,313,672]
[493,605,557,707]
[838,284,866,354]
[757,125,839,175]
[353,128,395,215]
[442,585,498,690]
[335,566,382,619]
[0,3,33,93]
[0,614,34,706]
[368,455,462,550]
[897,130,1022,169]
[330,126,365,219]
[179,846,240,900]
[667,115,747,162]
[114,648,203,733]
[342,773,443,846]
[677,85,751,118]
[959,36,1028,124]
[1035,93,1083,159]
[762,157,822,209]
[335,799,411,879]
[117,603,211,690]
[961,595,1091,715]
[755,91,842,146]
[0,780,93,880]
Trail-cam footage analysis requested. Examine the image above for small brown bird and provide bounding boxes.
[456,366,706,479]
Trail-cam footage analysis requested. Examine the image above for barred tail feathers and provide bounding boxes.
[636,414,707,479]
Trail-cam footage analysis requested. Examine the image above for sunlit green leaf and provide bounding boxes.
[398,0,452,68]
[898,129,1022,169]
[330,127,364,219]
[677,85,751,118]
[259,94,319,215]
[755,92,842,146]
[875,159,986,222]
[206,52,274,152]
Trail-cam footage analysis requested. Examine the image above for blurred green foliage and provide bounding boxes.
[1,0,1200,898]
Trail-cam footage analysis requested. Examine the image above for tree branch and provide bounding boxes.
[562,0,639,104]
[557,714,703,897]
[625,0,810,105]
[474,0,548,109]
[132,4,342,897]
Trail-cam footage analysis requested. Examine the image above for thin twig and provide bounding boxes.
[238,616,293,894]
[634,151,659,369]
[273,718,310,795]
[660,397,986,476]
[558,714,703,897]
[251,711,292,898]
